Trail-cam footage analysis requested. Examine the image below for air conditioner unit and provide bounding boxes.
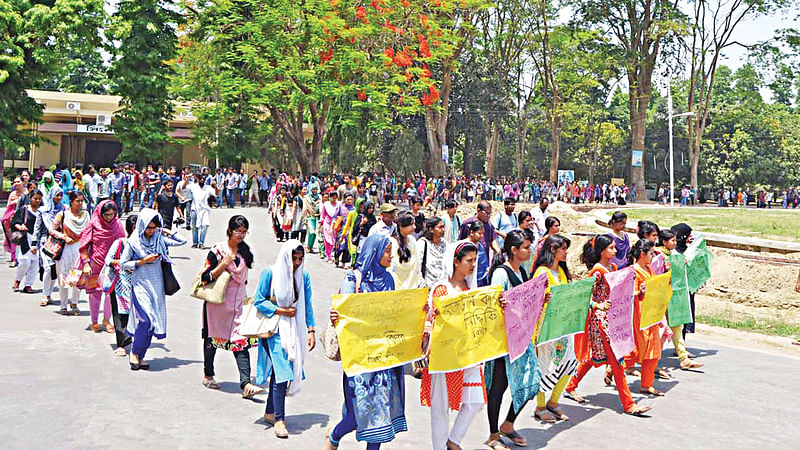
[66,101,81,111]
[96,114,112,126]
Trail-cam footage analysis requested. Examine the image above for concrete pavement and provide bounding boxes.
[0,207,797,449]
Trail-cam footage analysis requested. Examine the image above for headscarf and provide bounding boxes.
[79,199,125,263]
[40,171,55,193]
[354,234,395,292]
[127,208,172,263]
[443,240,479,289]
[271,239,307,395]
[60,169,73,207]
[40,185,65,227]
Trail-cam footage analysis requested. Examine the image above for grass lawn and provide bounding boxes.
[697,312,800,338]
[624,207,800,242]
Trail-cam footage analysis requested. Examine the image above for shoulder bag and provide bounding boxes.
[190,249,231,303]
[162,260,180,296]
[240,286,282,338]
[323,270,361,361]
[42,213,65,260]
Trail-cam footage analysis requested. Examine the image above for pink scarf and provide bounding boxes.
[211,242,248,285]
[79,199,125,265]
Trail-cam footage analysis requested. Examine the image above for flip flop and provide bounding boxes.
[564,390,585,404]
[498,430,527,447]
[485,439,511,450]
[640,388,665,397]
[546,405,569,421]
[534,409,556,423]
[202,378,220,389]
[242,383,265,399]
[655,368,672,380]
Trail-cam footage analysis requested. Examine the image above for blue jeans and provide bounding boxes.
[146,187,156,208]
[240,188,246,206]
[112,192,123,215]
[191,210,208,246]
[263,340,288,421]
[226,188,235,207]
[216,189,224,208]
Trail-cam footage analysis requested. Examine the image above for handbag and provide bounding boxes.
[239,296,280,338]
[190,270,231,304]
[100,242,123,293]
[162,260,180,296]
[42,214,65,260]
[323,270,362,362]
[10,230,26,245]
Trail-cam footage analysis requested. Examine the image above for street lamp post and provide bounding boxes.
[667,79,694,207]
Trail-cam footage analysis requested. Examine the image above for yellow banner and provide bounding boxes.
[429,285,508,373]
[333,288,428,376]
[640,272,673,329]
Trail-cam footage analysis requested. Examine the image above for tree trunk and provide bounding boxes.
[424,108,446,176]
[484,117,500,178]
[629,81,650,192]
[546,111,561,182]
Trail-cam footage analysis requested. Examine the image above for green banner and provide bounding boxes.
[667,254,692,327]
[538,276,594,344]
[686,237,713,293]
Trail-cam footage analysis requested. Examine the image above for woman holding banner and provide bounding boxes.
[628,239,666,396]
[326,234,407,450]
[254,239,316,439]
[565,234,651,416]
[531,234,577,423]
[484,230,541,449]
[420,240,485,450]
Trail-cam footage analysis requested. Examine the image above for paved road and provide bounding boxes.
[1,207,797,449]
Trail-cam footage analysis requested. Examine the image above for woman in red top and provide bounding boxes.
[565,234,651,416]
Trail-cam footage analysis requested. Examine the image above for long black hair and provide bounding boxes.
[227,215,254,268]
[580,234,614,270]
[489,229,529,278]
[100,201,117,217]
[658,228,676,247]
[636,220,659,239]
[544,216,560,232]
[628,239,655,267]
[125,214,137,237]
[422,216,442,241]
[608,211,627,226]
[671,223,692,253]
[533,234,572,281]
[393,212,415,264]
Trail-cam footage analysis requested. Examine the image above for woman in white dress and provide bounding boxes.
[52,191,90,315]
[389,212,423,290]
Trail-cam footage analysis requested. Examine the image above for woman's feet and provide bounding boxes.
[202,377,220,389]
[485,435,511,450]
[114,347,127,357]
[21,286,33,294]
[446,440,463,450]
[90,323,103,333]
[241,382,264,399]
[69,304,80,316]
[129,354,141,371]
[546,402,569,421]
[102,320,114,333]
[263,413,275,425]
[624,403,652,416]
[12,280,20,291]
[498,422,526,446]
[640,387,665,396]
[534,407,556,423]
[274,420,288,439]
[564,389,585,404]
[624,367,641,377]
[40,296,51,307]
[323,427,338,450]
[680,358,704,370]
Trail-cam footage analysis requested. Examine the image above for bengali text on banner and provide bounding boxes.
[604,267,636,360]
[428,285,507,373]
[640,272,673,329]
[537,276,594,345]
[503,272,549,362]
[333,288,428,377]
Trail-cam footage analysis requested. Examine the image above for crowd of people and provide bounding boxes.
[4,165,711,449]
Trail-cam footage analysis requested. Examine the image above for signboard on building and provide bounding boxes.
[76,124,114,134]
[631,150,643,167]
[557,170,575,184]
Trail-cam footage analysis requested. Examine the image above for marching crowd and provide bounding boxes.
[3,165,707,450]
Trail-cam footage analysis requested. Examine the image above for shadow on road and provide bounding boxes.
[518,402,605,448]
[147,356,201,372]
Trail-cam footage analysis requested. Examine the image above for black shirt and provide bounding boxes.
[156,192,179,228]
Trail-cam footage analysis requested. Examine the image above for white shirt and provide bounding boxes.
[190,183,214,227]
[530,206,548,238]
[368,219,396,237]
[83,174,98,200]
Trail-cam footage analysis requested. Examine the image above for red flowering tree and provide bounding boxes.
[179,0,480,174]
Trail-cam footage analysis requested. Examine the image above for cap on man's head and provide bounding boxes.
[380,203,398,214]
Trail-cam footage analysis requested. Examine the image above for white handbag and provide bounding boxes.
[239,296,280,338]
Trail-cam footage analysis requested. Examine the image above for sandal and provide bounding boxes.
[625,367,641,377]
[202,378,221,389]
[263,413,275,425]
[114,347,127,357]
[680,358,704,370]
[546,404,569,421]
[22,286,34,294]
[59,307,69,316]
[103,321,115,333]
[640,387,665,396]
[139,361,150,370]
[534,408,556,423]
[242,382,265,399]
[447,440,463,450]
[324,427,338,450]
[603,371,613,386]
[90,323,103,333]
[69,304,80,316]
[655,368,671,380]
[624,404,652,416]
[12,280,20,291]
[274,421,289,439]
[40,297,50,307]
[564,390,585,404]
[485,439,511,450]
[499,429,526,447]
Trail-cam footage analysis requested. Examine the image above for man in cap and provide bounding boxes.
[369,203,398,237]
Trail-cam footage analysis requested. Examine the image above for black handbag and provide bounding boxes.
[162,260,180,296]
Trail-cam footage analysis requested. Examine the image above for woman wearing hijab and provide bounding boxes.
[321,190,345,263]
[121,208,187,370]
[78,200,125,332]
[351,200,376,261]
[33,186,65,307]
[105,215,138,356]
[326,234,407,450]
[40,171,56,196]
[60,169,74,207]
[254,239,316,439]
[200,215,263,398]
[3,177,26,268]
[11,189,43,293]
[343,197,362,268]
[51,191,90,315]
[304,183,320,253]
[289,185,307,243]
[670,223,698,342]
[421,240,485,450]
